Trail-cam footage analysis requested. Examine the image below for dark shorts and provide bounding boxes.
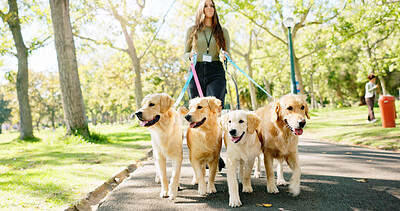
[188,61,226,107]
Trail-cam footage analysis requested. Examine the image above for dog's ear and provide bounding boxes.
[160,94,174,113]
[305,103,310,119]
[247,113,261,134]
[178,106,189,115]
[219,113,229,131]
[271,102,280,122]
[299,95,311,119]
[207,97,222,113]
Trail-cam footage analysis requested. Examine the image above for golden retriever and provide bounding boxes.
[220,110,261,207]
[180,97,223,196]
[135,93,183,200]
[256,94,310,196]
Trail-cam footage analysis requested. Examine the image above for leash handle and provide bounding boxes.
[224,53,273,99]
[190,54,204,97]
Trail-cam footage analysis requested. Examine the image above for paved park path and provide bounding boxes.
[97,138,400,211]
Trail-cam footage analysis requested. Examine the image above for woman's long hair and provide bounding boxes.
[188,0,226,52]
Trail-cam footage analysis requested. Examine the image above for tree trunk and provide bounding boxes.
[262,78,273,103]
[0,124,2,134]
[245,56,258,110]
[49,0,89,138]
[378,76,387,95]
[51,108,55,131]
[133,60,143,111]
[6,0,34,140]
[293,49,305,95]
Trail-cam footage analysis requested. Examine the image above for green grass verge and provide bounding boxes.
[0,124,151,210]
[304,100,400,151]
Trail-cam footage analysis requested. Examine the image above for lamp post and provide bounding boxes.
[283,17,297,94]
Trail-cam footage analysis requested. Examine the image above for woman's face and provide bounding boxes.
[371,78,376,83]
[204,0,215,19]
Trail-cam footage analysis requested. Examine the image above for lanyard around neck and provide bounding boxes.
[203,30,212,54]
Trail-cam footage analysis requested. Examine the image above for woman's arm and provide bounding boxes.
[183,26,194,62]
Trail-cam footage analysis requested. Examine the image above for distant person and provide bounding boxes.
[365,73,379,123]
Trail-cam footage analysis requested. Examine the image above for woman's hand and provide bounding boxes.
[220,50,229,61]
[190,51,197,61]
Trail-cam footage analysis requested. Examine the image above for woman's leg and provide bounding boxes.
[205,62,226,107]
[366,97,375,120]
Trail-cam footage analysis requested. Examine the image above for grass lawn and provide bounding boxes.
[0,124,151,210]
[304,100,400,151]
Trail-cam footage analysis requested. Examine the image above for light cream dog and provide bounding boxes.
[220,110,261,207]
[180,97,223,196]
[256,94,310,196]
[135,93,183,200]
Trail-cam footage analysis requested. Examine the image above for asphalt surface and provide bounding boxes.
[97,138,400,211]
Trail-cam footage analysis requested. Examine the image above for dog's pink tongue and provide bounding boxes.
[140,121,148,127]
[231,137,240,143]
[189,122,196,128]
[295,128,303,135]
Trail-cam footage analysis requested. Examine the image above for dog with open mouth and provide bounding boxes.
[134,93,183,200]
[220,110,261,207]
[179,96,223,196]
[255,94,310,197]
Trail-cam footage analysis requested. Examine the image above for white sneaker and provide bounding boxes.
[371,119,378,123]
[366,120,371,123]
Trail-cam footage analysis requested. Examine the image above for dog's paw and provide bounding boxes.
[207,185,217,194]
[252,171,261,178]
[155,175,160,184]
[191,178,198,185]
[242,185,253,193]
[289,183,300,197]
[276,178,287,186]
[198,183,207,196]
[159,190,168,198]
[229,196,242,207]
[168,190,177,200]
[267,184,279,194]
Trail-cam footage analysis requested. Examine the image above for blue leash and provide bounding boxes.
[174,55,197,107]
[224,53,273,99]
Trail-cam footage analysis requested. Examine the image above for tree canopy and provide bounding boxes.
[1,0,399,128]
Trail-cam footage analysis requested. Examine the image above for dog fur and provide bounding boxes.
[180,97,223,196]
[220,110,262,207]
[256,94,310,196]
[135,93,183,200]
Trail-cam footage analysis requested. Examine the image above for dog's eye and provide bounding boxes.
[287,106,293,111]
[149,103,155,107]
[301,106,305,110]
[239,120,244,123]
[228,120,231,123]
[197,106,203,109]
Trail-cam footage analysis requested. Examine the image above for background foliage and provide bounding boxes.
[1,0,399,129]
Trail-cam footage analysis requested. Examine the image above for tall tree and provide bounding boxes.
[0,0,34,139]
[49,0,89,137]
[223,0,345,95]
[0,95,12,134]
[74,0,174,111]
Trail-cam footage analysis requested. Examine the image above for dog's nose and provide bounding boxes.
[135,111,142,119]
[299,120,306,128]
[185,115,192,122]
[229,129,237,136]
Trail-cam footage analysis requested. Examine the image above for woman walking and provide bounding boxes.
[183,0,230,107]
[183,0,231,171]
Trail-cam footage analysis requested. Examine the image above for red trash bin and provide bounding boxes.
[378,95,396,128]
